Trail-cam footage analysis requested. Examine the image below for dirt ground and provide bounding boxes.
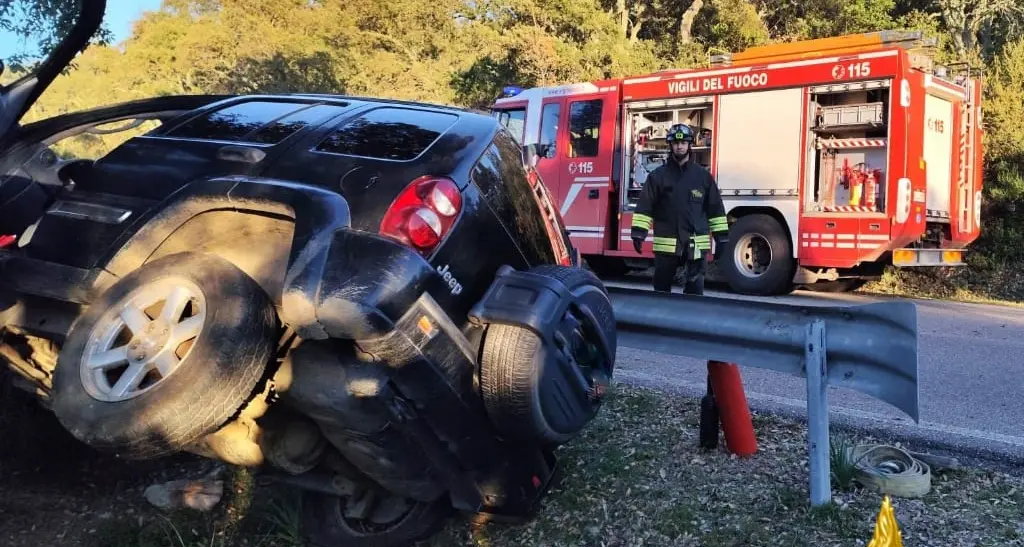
[0,377,214,547]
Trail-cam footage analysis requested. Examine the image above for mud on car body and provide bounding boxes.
[0,2,616,545]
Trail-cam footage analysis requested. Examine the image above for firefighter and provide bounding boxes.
[630,123,729,295]
[631,123,731,450]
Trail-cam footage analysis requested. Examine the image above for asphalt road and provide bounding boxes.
[603,277,1024,467]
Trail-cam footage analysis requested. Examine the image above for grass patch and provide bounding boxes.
[3,382,1023,546]
[426,384,1024,546]
[829,434,858,491]
[862,264,1024,307]
[68,474,305,547]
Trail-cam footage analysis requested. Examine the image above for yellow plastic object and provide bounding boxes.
[892,249,916,266]
[850,183,863,206]
[942,250,963,264]
[868,496,904,547]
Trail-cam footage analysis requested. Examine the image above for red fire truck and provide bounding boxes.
[491,31,985,295]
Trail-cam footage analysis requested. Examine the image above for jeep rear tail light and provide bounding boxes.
[380,176,462,255]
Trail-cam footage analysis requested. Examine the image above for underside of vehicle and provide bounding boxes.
[0,2,617,545]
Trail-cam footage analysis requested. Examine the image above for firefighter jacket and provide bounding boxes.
[630,157,728,258]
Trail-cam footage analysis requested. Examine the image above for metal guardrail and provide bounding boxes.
[608,286,920,506]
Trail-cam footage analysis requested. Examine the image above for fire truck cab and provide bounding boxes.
[492,31,985,295]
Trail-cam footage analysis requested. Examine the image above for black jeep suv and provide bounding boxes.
[0,2,616,545]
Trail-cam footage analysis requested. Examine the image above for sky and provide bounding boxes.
[0,0,163,60]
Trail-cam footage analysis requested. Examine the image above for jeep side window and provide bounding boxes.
[539,103,559,158]
[166,100,316,143]
[568,99,602,158]
[315,107,458,161]
[247,104,351,144]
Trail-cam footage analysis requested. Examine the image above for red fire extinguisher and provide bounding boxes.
[864,168,877,209]
[871,168,883,209]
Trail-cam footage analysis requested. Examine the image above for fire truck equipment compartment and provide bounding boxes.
[816,103,886,128]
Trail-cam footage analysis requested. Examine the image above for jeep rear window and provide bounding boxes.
[314,107,458,161]
[471,132,557,265]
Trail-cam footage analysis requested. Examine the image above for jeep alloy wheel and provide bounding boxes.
[80,278,206,402]
[50,252,278,460]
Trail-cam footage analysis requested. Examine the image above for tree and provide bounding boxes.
[933,0,1024,60]
[679,0,705,45]
[752,0,898,41]
[982,38,1024,205]
[0,0,112,70]
[695,0,770,52]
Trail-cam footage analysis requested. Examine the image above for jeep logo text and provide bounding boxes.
[436,264,463,296]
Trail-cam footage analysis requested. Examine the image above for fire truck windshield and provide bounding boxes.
[493,108,526,144]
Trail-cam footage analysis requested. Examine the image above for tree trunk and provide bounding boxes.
[979,20,993,55]
[618,0,628,38]
[938,0,1024,59]
[630,3,646,43]
[938,0,971,58]
[678,0,705,45]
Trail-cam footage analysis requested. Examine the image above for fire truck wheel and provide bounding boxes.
[479,265,616,447]
[722,214,795,296]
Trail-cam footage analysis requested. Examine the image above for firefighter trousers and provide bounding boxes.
[653,252,706,295]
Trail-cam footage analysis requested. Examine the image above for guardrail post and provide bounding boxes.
[805,319,830,507]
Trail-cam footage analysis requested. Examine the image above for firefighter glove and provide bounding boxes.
[713,234,728,260]
[630,227,647,254]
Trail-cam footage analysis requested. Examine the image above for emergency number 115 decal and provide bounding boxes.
[831,61,872,80]
[568,161,595,175]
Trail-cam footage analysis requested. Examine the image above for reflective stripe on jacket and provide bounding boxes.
[630,157,728,258]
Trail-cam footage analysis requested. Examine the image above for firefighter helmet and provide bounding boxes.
[665,124,695,144]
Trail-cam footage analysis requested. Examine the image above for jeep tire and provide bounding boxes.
[479,265,616,447]
[50,252,278,460]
